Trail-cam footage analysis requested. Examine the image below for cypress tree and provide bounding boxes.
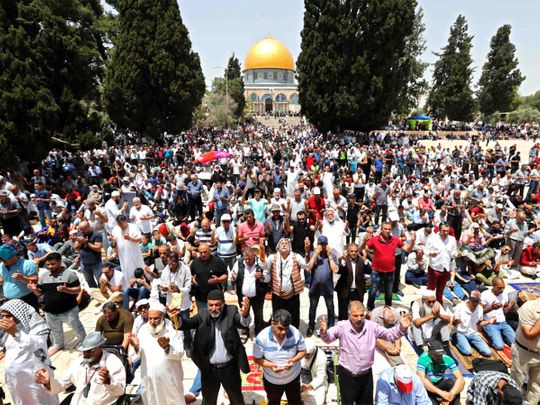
[298,0,423,132]
[427,15,475,121]
[478,25,524,116]
[0,0,106,165]
[104,0,205,139]
[213,54,245,120]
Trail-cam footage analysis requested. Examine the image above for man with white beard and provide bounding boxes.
[317,207,346,258]
[130,302,185,405]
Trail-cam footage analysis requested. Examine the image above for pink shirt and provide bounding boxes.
[237,221,265,250]
[418,197,434,211]
[321,319,406,374]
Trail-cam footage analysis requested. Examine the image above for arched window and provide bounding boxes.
[289,93,299,105]
[250,93,259,102]
[261,94,273,102]
[275,93,287,103]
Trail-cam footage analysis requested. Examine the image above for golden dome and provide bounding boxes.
[243,37,295,71]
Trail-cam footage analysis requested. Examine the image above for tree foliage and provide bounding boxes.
[104,0,205,139]
[212,54,245,120]
[427,15,475,122]
[478,25,524,116]
[204,93,237,129]
[0,0,107,165]
[297,0,425,132]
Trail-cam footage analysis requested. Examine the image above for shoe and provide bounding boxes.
[306,328,313,337]
[184,392,197,404]
[412,283,421,289]
[396,290,404,297]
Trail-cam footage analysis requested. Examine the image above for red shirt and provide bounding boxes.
[366,235,404,273]
[306,196,325,224]
[520,246,540,266]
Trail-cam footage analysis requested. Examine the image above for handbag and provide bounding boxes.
[300,349,318,385]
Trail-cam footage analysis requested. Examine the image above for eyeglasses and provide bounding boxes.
[426,299,436,304]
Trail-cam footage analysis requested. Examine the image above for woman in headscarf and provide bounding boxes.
[0,299,58,405]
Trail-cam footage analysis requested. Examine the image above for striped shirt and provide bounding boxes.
[254,325,306,384]
[215,226,236,258]
[195,228,215,255]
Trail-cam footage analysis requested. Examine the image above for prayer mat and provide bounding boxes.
[242,356,265,392]
[480,333,512,367]
[449,341,498,371]
[508,282,540,297]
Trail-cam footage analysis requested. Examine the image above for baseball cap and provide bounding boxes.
[428,340,445,355]
[394,364,413,393]
[221,214,232,222]
[318,235,328,244]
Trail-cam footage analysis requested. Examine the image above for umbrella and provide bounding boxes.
[194,151,232,164]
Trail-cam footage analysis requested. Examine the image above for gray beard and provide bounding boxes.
[422,304,433,316]
[148,320,166,337]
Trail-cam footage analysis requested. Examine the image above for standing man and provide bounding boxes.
[446,190,464,240]
[110,214,145,282]
[190,243,228,313]
[104,190,128,238]
[0,242,39,310]
[236,209,265,252]
[480,277,516,350]
[305,236,338,337]
[130,302,186,405]
[212,213,237,271]
[27,253,87,357]
[76,220,103,289]
[232,247,267,338]
[320,300,413,404]
[0,189,23,236]
[186,174,204,221]
[361,222,415,311]
[34,182,52,228]
[505,210,530,270]
[254,309,306,405]
[129,197,154,236]
[264,238,310,328]
[211,181,230,226]
[173,289,252,405]
[424,223,457,304]
[510,297,540,405]
[335,243,366,320]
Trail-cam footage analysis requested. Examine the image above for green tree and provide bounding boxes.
[212,55,245,120]
[104,0,205,139]
[0,0,107,165]
[427,15,475,121]
[297,0,424,132]
[204,93,237,129]
[478,25,524,116]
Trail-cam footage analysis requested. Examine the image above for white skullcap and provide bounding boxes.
[304,338,316,355]
[422,289,436,298]
[148,301,166,313]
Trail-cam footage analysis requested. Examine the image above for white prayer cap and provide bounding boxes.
[422,289,436,298]
[305,338,317,355]
[148,301,166,314]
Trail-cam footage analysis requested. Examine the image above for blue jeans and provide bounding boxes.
[189,370,202,396]
[452,332,492,357]
[123,286,150,309]
[80,261,102,288]
[38,209,52,228]
[179,309,192,348]
[443,282,467,301]
[405,271,428,285]
[367,270,394,310]
[483,321,515,350]
[45,306,87,349]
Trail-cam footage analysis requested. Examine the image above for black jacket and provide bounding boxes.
[335,257,366,299]
[236,257,268,301]
[181,304,250,373]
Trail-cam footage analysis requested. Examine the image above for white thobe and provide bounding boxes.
[112,223,145,281]
[4,329,58,405]
[138,323,185,405]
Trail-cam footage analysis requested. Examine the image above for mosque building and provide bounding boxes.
[243,36,300,114]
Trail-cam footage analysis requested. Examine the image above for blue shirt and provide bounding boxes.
[0,258,39,299]
[253,325,306,385]
[27,243,54,261]
[35,189,50,210]
[375,159,384,172]
[213,188,230,211]
[186,180,203,199]
[309,253,336,295]
[375,367,431,405]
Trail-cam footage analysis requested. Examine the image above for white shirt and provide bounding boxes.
[241,262,258,298]
[424,233,457,272]
[453,302,483,335]
[130,204,154,234]
[481,289,508,323]
[264,253,309,293]
[104,198,122,233]
[100,269,127,290]
[410,301,449,339]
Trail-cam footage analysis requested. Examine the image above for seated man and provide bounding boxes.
[451,290,493,357]
[375,364,430,405]
[35,331,126,405]
[300,339,328,405]
[25,238,55,267]
[405,248,428,288]
[410,290,452,355]
[95,301,134,350]
[480,277,516,350]
[518,242,540,278]
[371,305,404,366]
[417,340,465,405]
[89,262,127,303]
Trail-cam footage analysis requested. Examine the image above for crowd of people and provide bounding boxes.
[0,122,539,405]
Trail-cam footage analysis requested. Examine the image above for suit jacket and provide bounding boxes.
[335,257,366,299]
[181,304,250,373]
